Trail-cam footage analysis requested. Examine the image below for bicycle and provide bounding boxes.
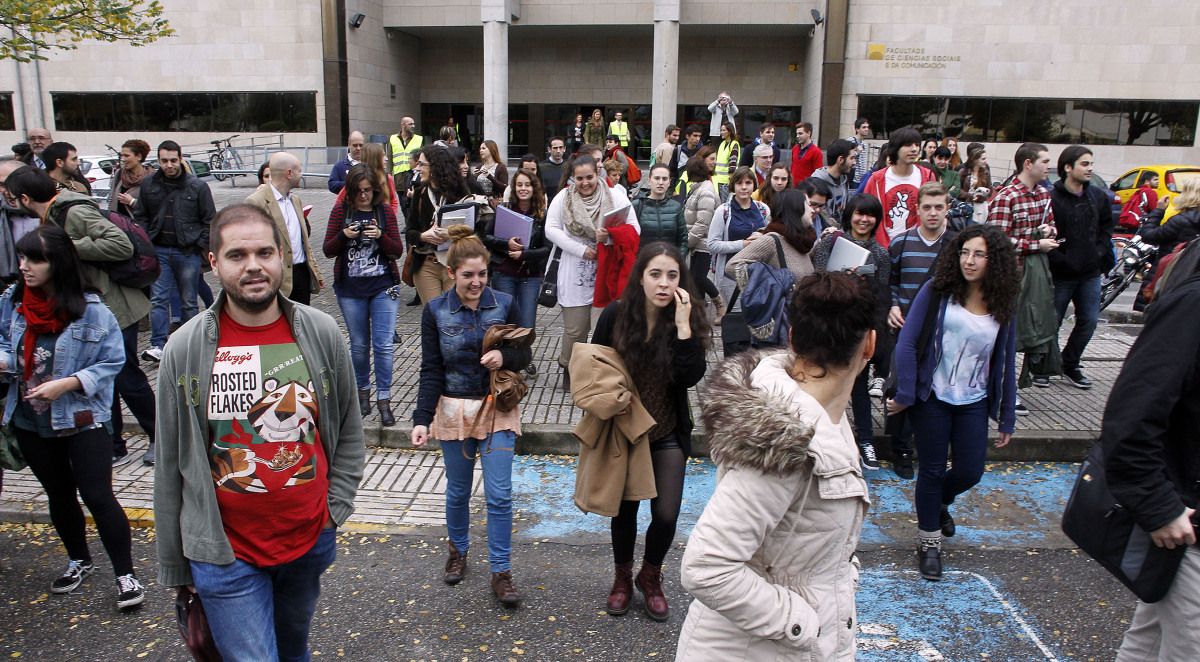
[207,134,245,182]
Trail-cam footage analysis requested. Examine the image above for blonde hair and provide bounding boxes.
[1173,177,1200,210]
[446,224,489,270]
[362,143,387,182]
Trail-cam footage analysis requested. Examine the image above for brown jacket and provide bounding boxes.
[244,184,324,297]
[568,344,657,517]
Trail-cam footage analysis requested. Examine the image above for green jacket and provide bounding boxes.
[153,293,365,587]
[46,191,149,329]
[932,166,965,201]
[631,193,688,255]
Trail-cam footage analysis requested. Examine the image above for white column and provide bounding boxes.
[482,16,509,161]
[652,0,680,147]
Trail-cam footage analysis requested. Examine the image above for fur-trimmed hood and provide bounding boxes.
[702,349,818,476]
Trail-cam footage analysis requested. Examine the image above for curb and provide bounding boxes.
[117,421,1096,462]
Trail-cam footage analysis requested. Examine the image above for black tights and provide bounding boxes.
[17,426,134,576]
[689,252,720,300]
[610,439,687,567]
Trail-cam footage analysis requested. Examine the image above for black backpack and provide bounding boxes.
[53,199,162,289]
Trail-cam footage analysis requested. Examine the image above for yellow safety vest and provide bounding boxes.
[714,139,740,186]
[608,121,630,148]
[389,133,424,175]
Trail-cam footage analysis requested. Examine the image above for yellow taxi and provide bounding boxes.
[1110,164,1200,224]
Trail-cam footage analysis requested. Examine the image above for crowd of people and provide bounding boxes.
[0,108,1196,661]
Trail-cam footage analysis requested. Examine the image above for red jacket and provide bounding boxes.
[790,142,824,183]
[863,165,937,247]
[1118,185,1158,232]
[593,224,640,308]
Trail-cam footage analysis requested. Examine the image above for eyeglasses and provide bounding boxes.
[808,200,827,211]
[417,160,430,168]
[356,187,375,196]
[959,249,989,260]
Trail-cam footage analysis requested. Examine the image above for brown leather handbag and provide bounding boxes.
[174,588,223,661]
[469,324,535,434]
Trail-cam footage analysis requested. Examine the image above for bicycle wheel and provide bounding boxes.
[210,153,227,181]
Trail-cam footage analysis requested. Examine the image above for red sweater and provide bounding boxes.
[593,224,640,308]
[790,143,824,183]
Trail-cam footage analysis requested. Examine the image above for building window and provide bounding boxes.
[0,93,16,131]
[678,105,804,147]
[50,92,318,132]
[857,95,1199,147]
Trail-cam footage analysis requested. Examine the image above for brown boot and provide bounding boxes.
[606,562,634,616]
[443,541,467,585]
[713,295,726,326]
[377,399,395,427]
[635,562,669,621]
[490,571,522,607]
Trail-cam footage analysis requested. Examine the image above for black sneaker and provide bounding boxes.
[918,540,943,581]
[1014,402,1030,416]
[524,363,538,379]
[116,574,145,610]
[940,506,956,538]
[857,441,881,471]
[1031,375,1051,388]
[893,454,915,480]
[51,559,94,594]
[1063,368,1092,390]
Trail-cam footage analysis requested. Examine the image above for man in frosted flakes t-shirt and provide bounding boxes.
[154,204,364,662]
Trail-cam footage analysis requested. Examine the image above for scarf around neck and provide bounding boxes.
[21,287,70,381]
[120,164,149,189]
[564,183,613,244]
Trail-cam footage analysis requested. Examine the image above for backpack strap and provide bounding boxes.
[51,198,96,228]
[772,233,787,268]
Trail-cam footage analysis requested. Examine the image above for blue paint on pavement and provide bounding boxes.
[511,456,1077,549]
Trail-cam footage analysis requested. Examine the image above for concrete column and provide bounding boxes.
[482,19,509,161]
[652,0,680,150]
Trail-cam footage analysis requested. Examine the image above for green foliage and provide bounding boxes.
[0,0,174,62]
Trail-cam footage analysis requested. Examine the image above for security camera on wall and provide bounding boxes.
[349,12,366,29]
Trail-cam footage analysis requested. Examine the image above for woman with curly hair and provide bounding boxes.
[589,242,709,622]
[406,145,470,303]
[887,223,1020,581]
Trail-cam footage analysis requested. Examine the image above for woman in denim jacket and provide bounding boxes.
[411,225,531,607]
[0,225,142,609]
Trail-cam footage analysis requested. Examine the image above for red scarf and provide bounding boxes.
[21,287,69,381]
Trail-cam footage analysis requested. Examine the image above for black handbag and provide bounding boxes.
[538,247,561,308]
[1061,442,1186,603]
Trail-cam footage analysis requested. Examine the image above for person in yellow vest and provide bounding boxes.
[608,111,631,150]
[714,121,741,196]
[388,116,423,199]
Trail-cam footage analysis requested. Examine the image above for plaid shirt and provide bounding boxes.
[987,179,1056,267]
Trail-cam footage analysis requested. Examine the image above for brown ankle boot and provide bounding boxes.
[357,389,371,417]
[635,562,669,621]
[377,399,395,427]
[490,571,522,607]
[443,541,467,585]
[606,562,635,616]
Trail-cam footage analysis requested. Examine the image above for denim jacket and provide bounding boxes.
[414,287,531,427]
[0,289,124,431]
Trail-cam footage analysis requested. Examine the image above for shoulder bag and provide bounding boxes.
[538,247,562,308]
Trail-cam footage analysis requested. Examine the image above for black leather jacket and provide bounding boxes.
[133,170,215,251]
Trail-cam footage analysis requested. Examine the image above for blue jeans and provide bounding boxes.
[150,246,202,348]
[441,431,515,572]
[910,396,989,533]
[850,364,874,445]
[336,290,400,398]
[1052,274,1101,372]
[490,272,541,330]
[190,526,337,662]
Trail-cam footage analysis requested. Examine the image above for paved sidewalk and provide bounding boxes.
[0,181,1138,537]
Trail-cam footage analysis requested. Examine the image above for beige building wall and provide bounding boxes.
[0,0,327,155]
[840,0,1200,178]
[347,0,421,140]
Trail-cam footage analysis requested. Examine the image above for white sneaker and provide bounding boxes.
[868,377,885,398]
[140,346,163,363]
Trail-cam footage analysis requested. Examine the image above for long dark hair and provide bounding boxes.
[766,189,816,254]
[344,163,384,209]
[506,169,546,221]
[612,243,711,386]
[420,145,468,200]
[14,224,89,320]
[930,224,1019,324]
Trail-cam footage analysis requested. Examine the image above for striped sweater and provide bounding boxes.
[888,226,953,314]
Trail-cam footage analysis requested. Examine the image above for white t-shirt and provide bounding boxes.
[932,300,1000,405]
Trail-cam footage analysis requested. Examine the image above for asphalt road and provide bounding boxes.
[0,524,1136,661]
